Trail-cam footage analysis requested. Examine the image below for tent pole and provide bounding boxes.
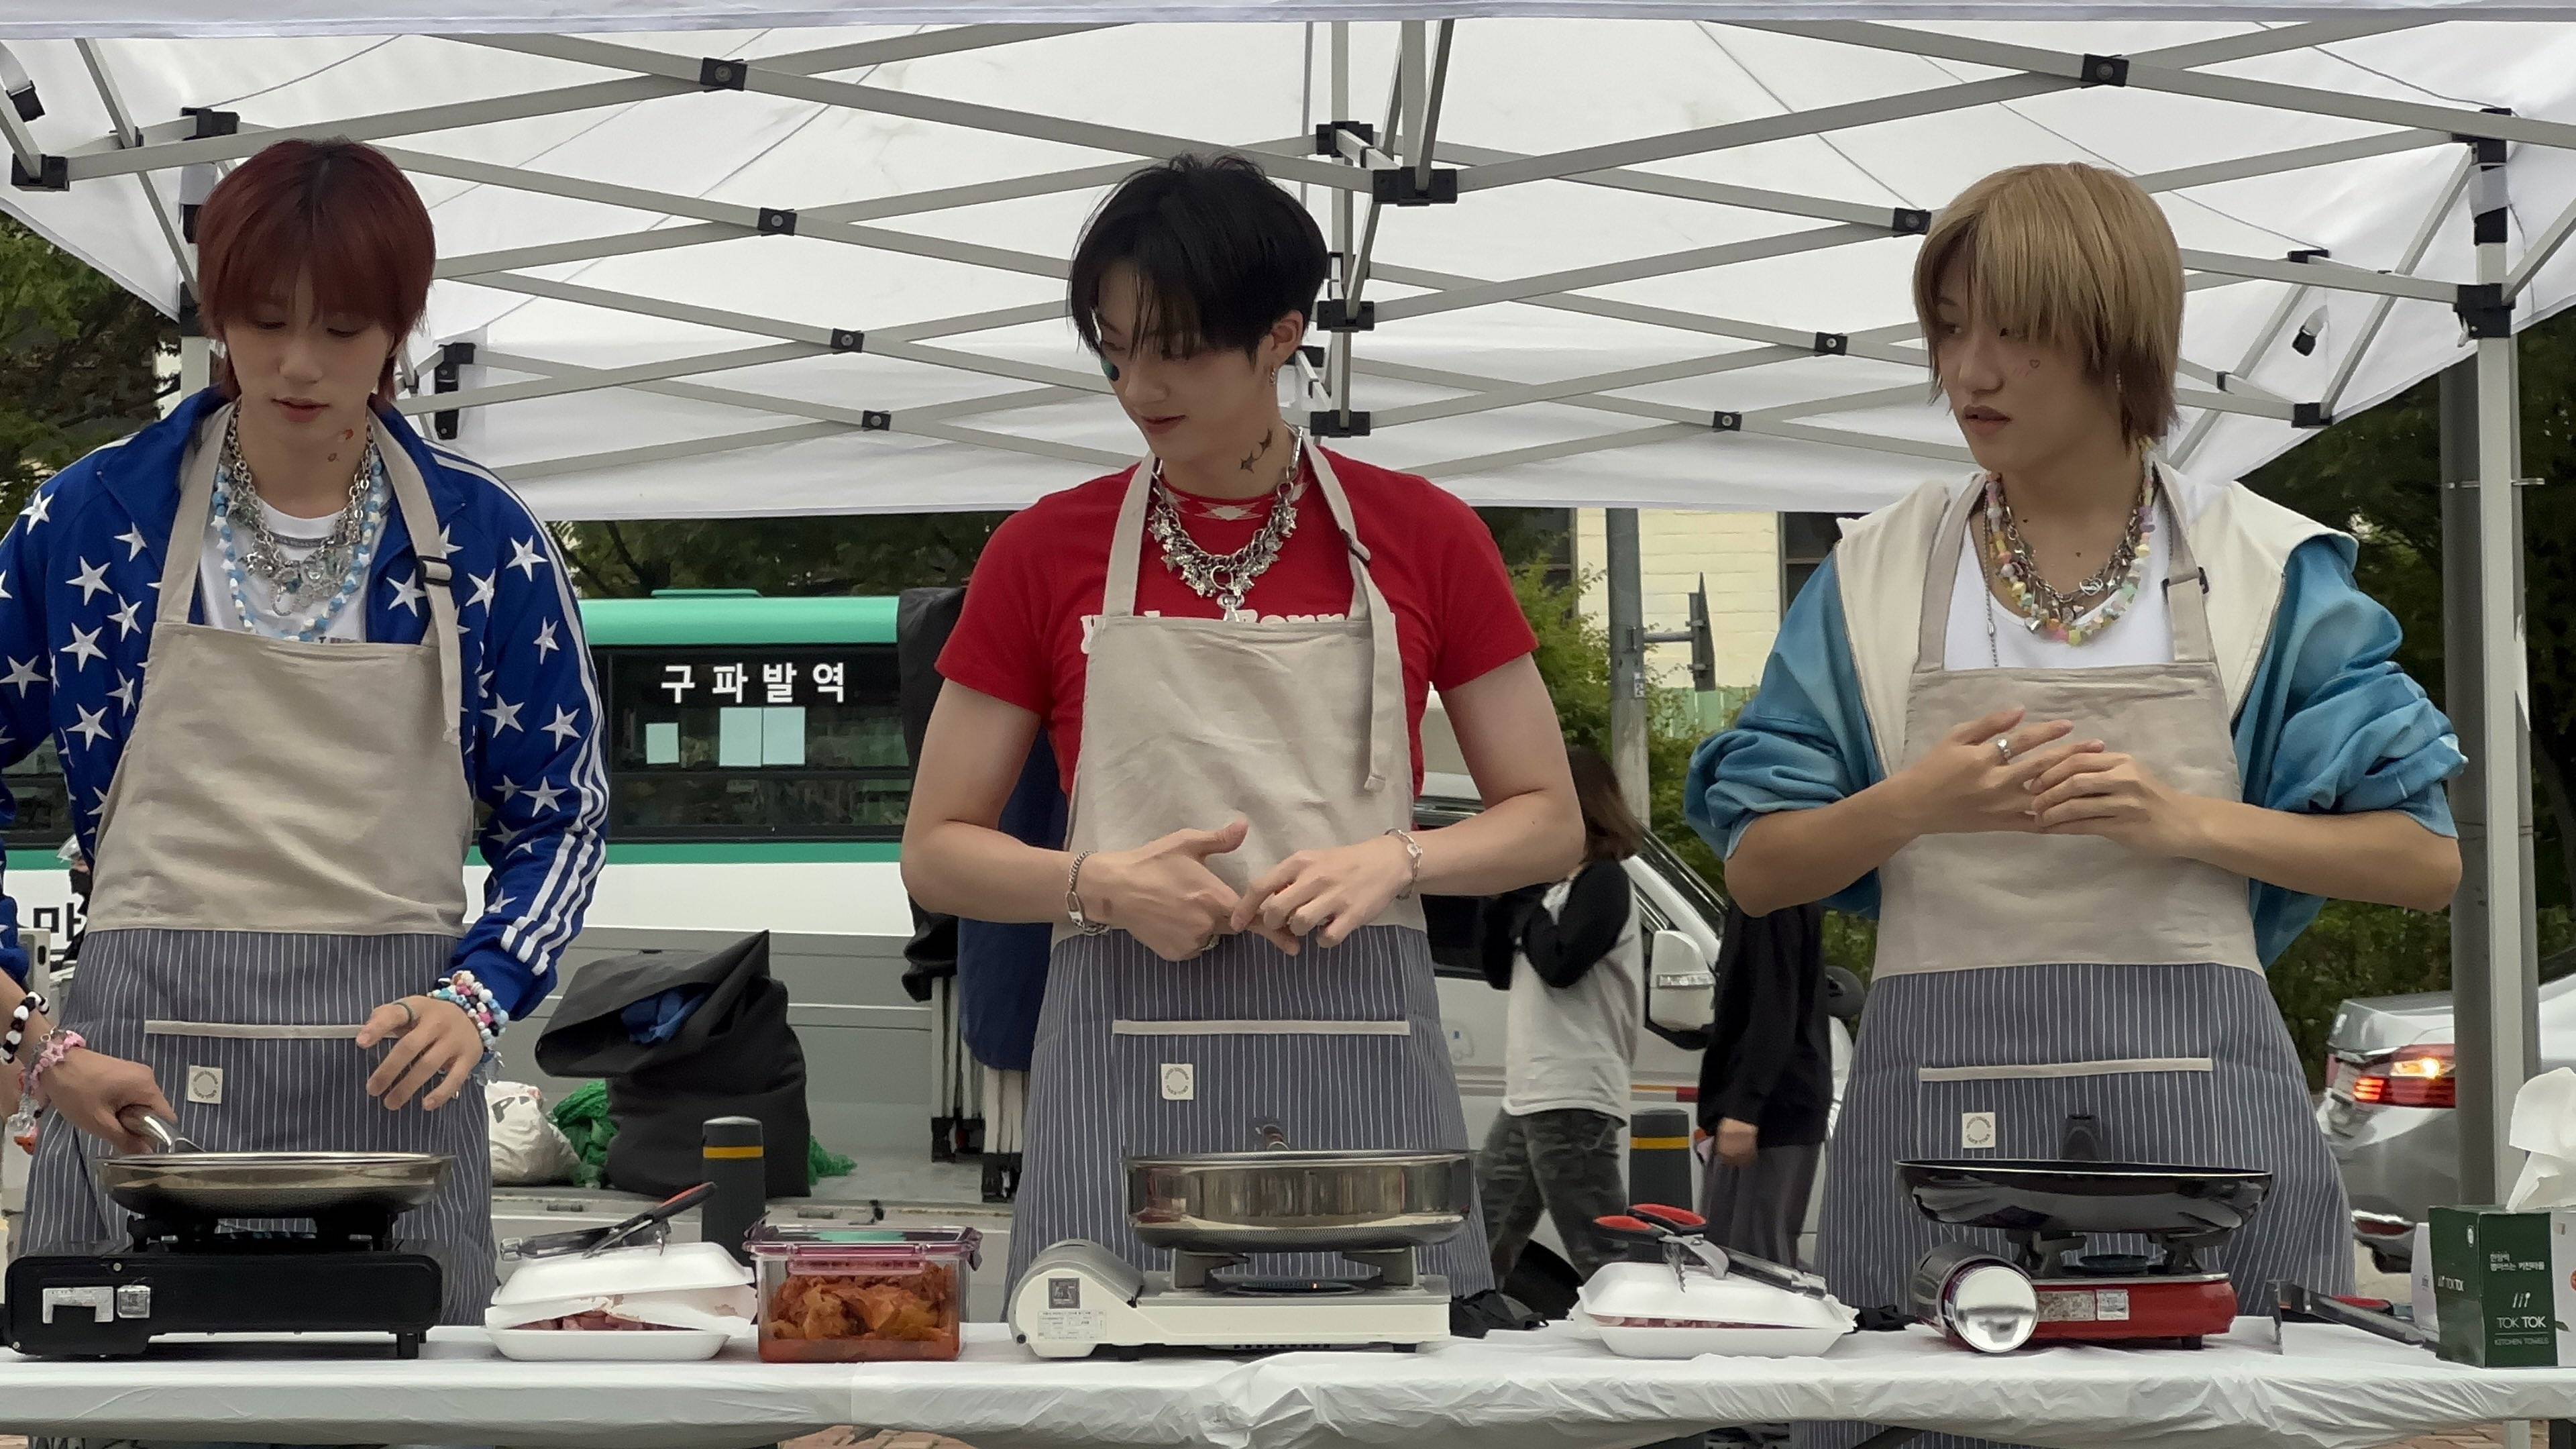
[1607,508,1651,822]
[179,335,211,396]
[2467,135,2538,1200]
[2443,360,2499,1203]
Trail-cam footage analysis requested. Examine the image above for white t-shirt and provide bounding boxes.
[1502,870,1644,1119]
[200,495,370,642]
[1943,470,2220,671]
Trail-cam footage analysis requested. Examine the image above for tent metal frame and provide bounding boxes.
[9,13,2555,1199]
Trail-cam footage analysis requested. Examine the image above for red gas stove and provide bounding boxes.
[1899,1159,2273,1352]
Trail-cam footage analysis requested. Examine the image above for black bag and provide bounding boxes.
[896,587,969,1005]
[533,931,810,1199]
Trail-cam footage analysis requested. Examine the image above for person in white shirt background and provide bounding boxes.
[1477,744,1646,1285]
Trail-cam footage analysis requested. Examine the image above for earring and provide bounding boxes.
[1101,357,1120,383]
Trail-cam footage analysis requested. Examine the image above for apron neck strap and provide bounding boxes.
[377,419,468,743]
[2155,463,2216,665]
[160,407,230,621]
[1305,445,1405,794]
[1914,460,2212,671]
[1915,481,1978,672]
[1103,460,1152,620]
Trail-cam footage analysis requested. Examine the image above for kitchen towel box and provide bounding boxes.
[2428,1205,2576,1366]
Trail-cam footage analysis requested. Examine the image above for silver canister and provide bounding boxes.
[1908,1242,2039,1353]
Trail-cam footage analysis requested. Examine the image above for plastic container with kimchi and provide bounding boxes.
[749,1224,981,1362]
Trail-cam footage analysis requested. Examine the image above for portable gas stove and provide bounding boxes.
[1899,1158,2273,1351]
[4,1203,443,1358]
[1008,1240,1452,1358]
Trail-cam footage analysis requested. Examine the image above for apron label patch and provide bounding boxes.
[1160,1063,1196,1102]
[186,1065,225,1106]
[1960,1111,1995,1150]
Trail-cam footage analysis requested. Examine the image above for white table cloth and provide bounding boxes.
[6,1320,2576,1449]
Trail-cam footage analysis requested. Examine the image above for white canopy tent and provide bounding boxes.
[0,15,2573,517]
[0,4,2552,1200]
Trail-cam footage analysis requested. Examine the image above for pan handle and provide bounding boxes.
[116,1108,195,1155]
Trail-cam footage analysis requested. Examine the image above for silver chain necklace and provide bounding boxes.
[220,409,379,610]
[1145,430,1305,619]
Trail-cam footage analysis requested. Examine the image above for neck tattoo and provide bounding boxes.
[1237,427,1276,474]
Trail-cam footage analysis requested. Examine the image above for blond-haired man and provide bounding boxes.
[1693,162,2462,1447]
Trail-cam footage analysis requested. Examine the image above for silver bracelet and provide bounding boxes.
[1065,850,1111,936]
[1385,827,1424,900]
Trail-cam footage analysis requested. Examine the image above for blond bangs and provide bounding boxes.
[1913,163,2184,444]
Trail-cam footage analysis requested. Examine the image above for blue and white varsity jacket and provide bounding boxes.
[0,389,606,1020]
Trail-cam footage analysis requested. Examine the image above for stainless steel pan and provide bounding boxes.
[98,1112,452,1221]
[1125,1121,1472,1254]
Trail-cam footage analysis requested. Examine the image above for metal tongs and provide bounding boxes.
[501,1181,714,1262]
[1595,1201,1833,1299]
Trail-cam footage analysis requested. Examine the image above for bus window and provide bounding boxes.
[3,739,74,850]
[603,645,909,841]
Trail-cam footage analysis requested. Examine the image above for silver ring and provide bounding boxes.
[1994,737,2015,763]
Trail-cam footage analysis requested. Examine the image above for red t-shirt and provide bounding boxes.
[938,447,1537,796]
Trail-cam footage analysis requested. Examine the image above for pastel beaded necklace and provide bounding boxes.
[1978,464,2157,648]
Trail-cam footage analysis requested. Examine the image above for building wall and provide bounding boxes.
[1574,508,1782,691]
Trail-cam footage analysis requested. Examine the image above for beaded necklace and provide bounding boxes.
[1978,466,2157,647]
[213,445,391,643]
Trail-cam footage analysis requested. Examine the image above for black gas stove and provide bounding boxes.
[5,1205,442,1358]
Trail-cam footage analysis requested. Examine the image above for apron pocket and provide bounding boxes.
[141,1018,383,1156]
[1911,1057,2220,1163]
[1109,1018,1448,1160]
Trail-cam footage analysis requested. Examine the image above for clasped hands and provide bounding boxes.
[1079,818,1415,963]
[1892,706,2211,857]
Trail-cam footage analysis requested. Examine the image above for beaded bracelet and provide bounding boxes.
[427,969,508,1052]
[3,990,48,1064]
[20,1027,84,1112]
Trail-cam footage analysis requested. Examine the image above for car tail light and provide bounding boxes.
[2347,1044,2457,1108]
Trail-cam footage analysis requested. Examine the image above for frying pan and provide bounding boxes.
[1126,1120,1473,1254]
[97,1110,452,1221]
[1896,1159,2272,1237]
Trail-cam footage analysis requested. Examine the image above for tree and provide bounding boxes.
[550,514,1006,598]
[0,216,174,512]
[2246,312,2576,916]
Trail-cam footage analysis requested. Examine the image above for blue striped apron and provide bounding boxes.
[23,405,493,1326]
[1004,445,1491,1297]
[1805,477,2349,1449]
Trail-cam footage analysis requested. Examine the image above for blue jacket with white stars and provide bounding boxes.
[0,389,606,1020]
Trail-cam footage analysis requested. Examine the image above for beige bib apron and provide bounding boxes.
[1805,473,2349,1449]
[1006,445,1486,1295]
[25,405,497,1324]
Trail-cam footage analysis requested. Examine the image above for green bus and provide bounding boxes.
[3,591,919,941]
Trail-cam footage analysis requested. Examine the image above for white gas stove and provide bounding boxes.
[1008,1240,1451,1358]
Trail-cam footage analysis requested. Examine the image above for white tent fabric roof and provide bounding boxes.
[4,13,2576,517]
[18,3,2576,40]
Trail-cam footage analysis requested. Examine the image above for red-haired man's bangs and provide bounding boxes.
[195,140,435,375]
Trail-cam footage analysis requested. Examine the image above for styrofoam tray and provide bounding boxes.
[1568,1306,1849,1359]
[487,1326,734,1362]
